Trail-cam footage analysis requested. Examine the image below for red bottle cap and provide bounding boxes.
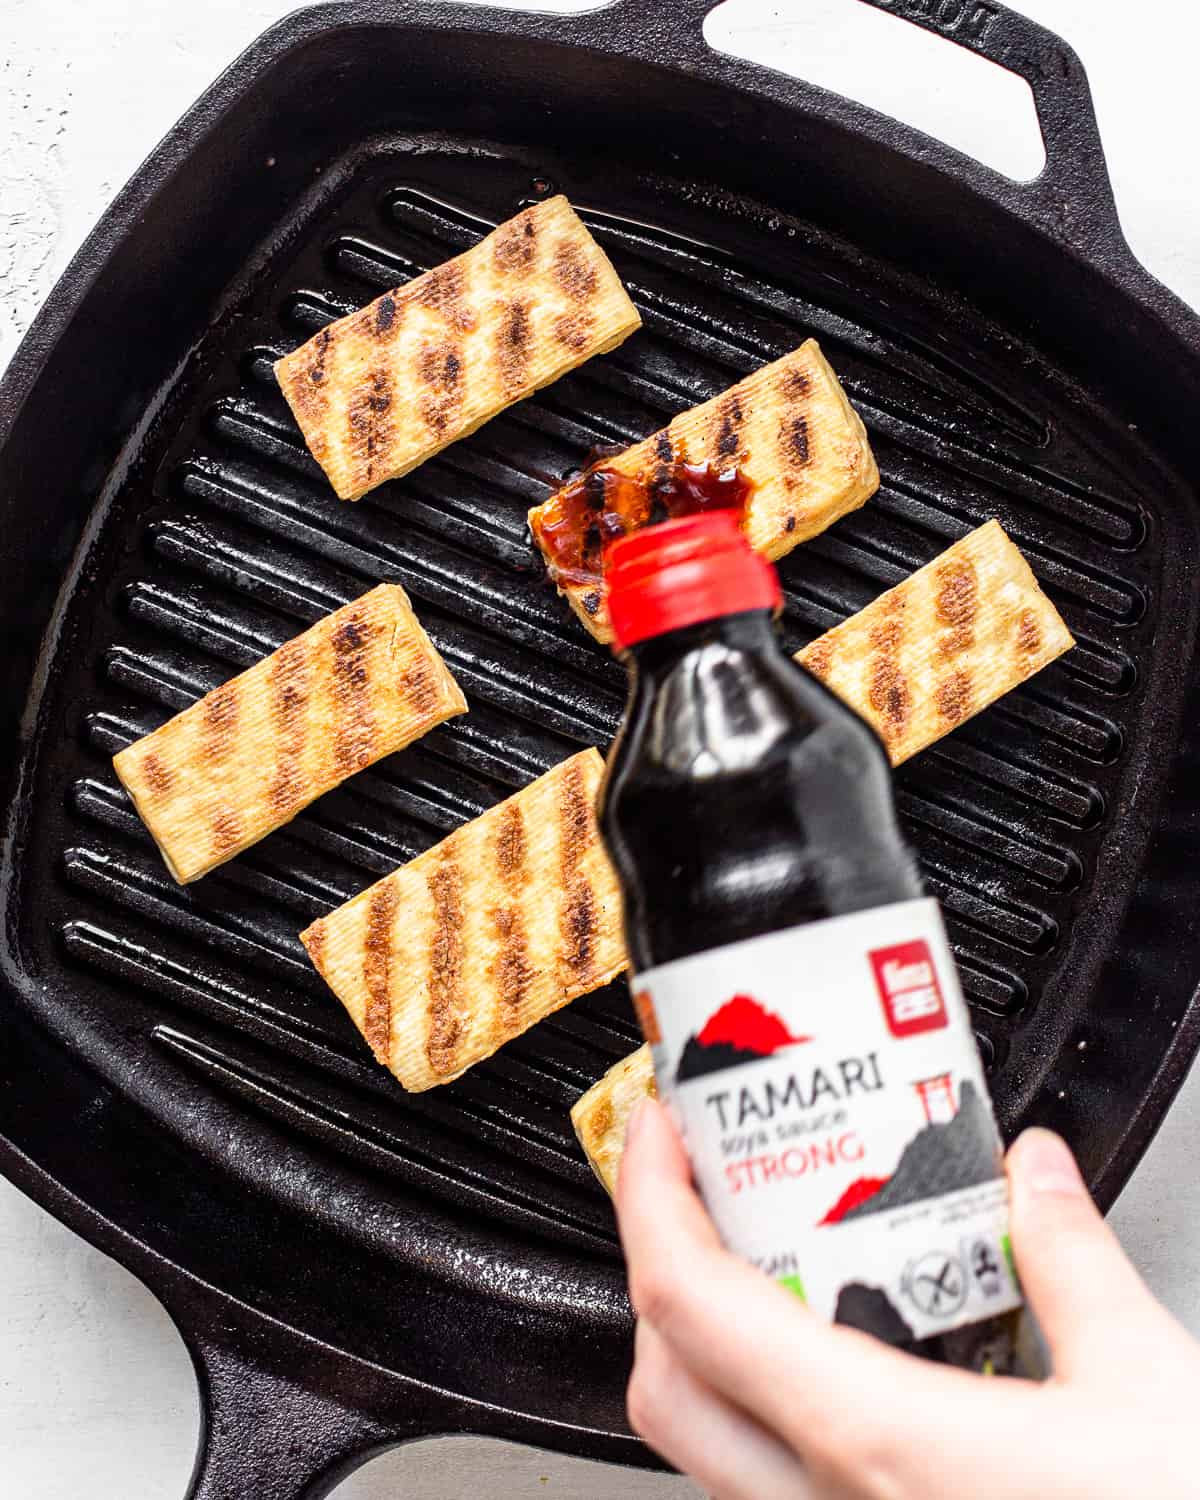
[606,513,783,650]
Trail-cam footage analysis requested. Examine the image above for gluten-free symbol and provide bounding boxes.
[903,1252,967,1318]
[969,1238,1003,1297]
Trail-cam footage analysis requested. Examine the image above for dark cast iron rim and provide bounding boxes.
[2,3,1199,1495]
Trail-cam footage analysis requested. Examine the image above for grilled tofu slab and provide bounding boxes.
[114,584,466,884]
[528,339,878,642]
[300,748,626,1091]
[275,196,641,501]
[571,522,1074,1192]
[570,1045,656,1196]
[797,519,1075,766]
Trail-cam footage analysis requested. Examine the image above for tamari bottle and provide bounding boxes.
[600,511,1036,1373]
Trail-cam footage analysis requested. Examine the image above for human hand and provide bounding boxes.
[615,1098,1198,1499]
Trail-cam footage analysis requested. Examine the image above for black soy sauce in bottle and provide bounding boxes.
[599,512,1038,1375]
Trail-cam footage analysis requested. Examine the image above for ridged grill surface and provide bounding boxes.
[26,145,1165,1260]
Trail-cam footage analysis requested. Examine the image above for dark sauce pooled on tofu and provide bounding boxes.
[531,453,754,590]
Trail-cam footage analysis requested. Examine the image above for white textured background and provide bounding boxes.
[2,2,1199,1496]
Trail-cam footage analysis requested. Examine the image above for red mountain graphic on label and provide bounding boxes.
[697,995,811,1054]
[819,1176,891,1225]
[675,995,811,1083]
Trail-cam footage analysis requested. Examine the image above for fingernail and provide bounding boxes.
[1012,1127,1086,1198]
[625,1098,652,1148]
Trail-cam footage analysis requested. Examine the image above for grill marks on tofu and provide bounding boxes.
[299,749,626,1091]
[415,262,474,330]
[139,752,174,801]
[496,297,533,397]
[274,196,641,500]
[528,339,879,642]
[113,585,467,884]
[201,683,240,761]
[935,555,980,660]
[713,393,746,463]
[553,238,600,303]
[363,881,400,1063]
[330,609,380,776]
[558,756,600,979]
[200,684,244,855]
[426,856,468,1077]
[936,669,974,726]
[417,337,465,438]
[797,520,1074,765]
[267,638,313,818]
[346,369,395,489]
[287,328,336,463]
[491,802,535,1035]
[866,594,912,745]
[492,214,538,275]
[373,294,399,336]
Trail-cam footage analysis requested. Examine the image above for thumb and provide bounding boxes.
[1006,1128,1167,1376]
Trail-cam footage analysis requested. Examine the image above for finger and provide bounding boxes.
[616,1096,725,1260]
[615,1096,1033,1496]
[1006,1128,1182,1375]
[628,1319,813,1500]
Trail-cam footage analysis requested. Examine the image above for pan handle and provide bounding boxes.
[185,1343,382,1500]
[850,0,1114,208]
[170,1286,450,1500]
[605,0,1118,235]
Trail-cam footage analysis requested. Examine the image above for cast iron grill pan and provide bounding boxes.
[3,3,1200,1495]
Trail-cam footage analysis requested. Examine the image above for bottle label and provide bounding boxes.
[635,897,1021,1342]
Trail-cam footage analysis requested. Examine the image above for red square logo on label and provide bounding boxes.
[869,940,948,1038]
